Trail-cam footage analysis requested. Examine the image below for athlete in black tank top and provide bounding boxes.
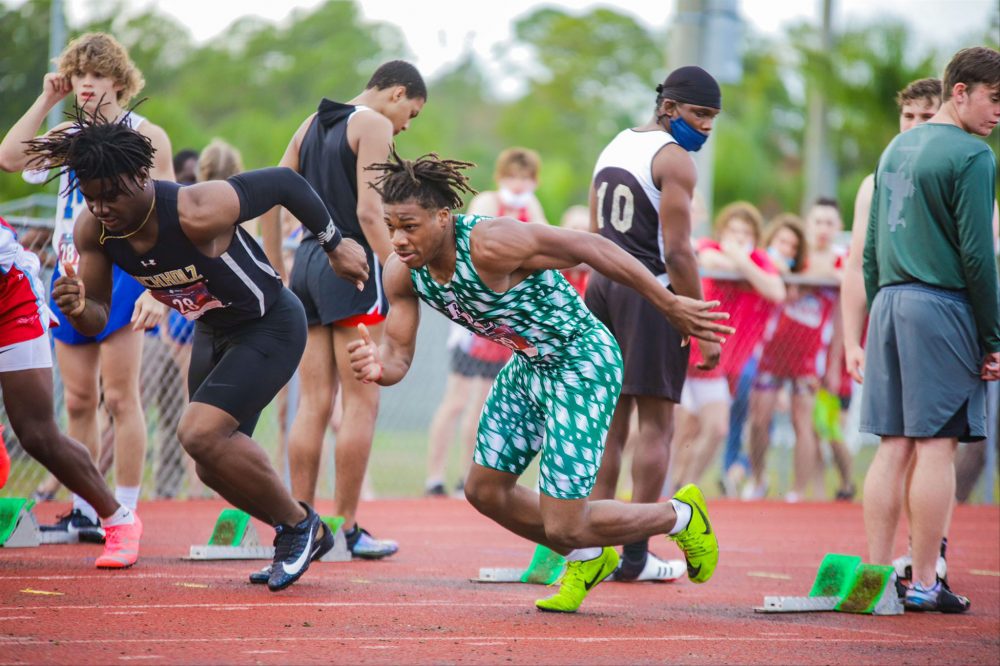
[299,100,363,241]
[261,61,427,560]
[34,112,368,592]
[102,180,282,328]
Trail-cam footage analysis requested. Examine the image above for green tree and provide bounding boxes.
[496,7,665,219]
[0,0,60,201]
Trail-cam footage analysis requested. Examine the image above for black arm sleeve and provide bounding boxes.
[228,167,342,252]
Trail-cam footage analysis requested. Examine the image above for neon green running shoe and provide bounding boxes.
[669,484,718,584]
[535,546,619,613]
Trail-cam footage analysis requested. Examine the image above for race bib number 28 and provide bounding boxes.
[152,281,224,321]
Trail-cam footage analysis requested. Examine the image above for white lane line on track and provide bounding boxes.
[118,656,162,661]
[0,636,964,646]
[0,573,252,581]
[1,601,550,612]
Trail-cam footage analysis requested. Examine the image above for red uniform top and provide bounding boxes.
[0,216,56,347]
[688,240,780,382]
[758,286,838,379]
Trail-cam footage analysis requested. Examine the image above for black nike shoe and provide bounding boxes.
[249,519,333,585]
[266,503,329,592]
[39,509,106,544]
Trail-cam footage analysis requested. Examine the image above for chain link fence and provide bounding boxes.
[1,203,995,502]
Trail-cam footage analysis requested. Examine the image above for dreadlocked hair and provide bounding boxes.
[368,148,477,211]
[23,100,155,197]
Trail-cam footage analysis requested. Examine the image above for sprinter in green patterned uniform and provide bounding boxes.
[347,151,733,613]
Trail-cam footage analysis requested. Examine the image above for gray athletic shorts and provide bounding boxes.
[859,283,987,442]
[584,272,688,401]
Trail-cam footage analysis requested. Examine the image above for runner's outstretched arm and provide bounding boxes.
[471,218,734,343]
[180,167,369,288]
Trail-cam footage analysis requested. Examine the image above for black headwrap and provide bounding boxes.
[655,66,722,110]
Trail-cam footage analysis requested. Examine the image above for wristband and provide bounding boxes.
[317,219,343,253]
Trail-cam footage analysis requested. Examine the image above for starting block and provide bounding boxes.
[186,509,350,562]
[0,497,40,548]
[755,553,903,615]
[0,497,107,546]
[474,544,566,584]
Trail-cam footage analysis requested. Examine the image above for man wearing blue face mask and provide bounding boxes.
[586,65,724,582]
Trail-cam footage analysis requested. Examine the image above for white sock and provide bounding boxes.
[565,547,602,562]
[668,499,691,535]
[102,504,135,527]
[115,485,141,511]
[72,494,99,523]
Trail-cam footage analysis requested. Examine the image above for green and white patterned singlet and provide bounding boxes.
[409,214,624,499]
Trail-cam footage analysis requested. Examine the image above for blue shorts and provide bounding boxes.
[49,264,145,345]
[166,310,195,345]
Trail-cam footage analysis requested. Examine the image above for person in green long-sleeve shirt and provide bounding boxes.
[859,46,1000,614]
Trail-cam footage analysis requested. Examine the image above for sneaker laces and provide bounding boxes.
[549,560,586,592]
[103,522,126,551]
[672,528,711,559]
[272,524,295,562]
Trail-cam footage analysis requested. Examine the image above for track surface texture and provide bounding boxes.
[1,499,997,665]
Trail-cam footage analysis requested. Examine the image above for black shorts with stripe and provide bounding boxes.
[188,288,306,435]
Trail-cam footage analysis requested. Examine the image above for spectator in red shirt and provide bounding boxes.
[746,214,821,500]
[672,202,785,488]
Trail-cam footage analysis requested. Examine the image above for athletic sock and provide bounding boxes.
[115,485,140,511]
[102,504,135,527]
[622,539,649,563]
[668,499,692,535]
[940,537,948,560]
[565,547,603,562]
[72,494,99,524]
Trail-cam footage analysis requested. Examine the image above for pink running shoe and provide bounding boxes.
[96,513,143,569]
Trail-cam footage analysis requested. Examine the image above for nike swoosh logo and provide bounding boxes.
[688,563,702,579]
[281,523,317,576]
[584,564,607,591]
[692,501,712,536]
[0,348,11,354]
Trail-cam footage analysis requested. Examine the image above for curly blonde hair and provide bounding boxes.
[56,33,145,105]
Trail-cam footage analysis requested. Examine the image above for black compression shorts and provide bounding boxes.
[188,288,307,435]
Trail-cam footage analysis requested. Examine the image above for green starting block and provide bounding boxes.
[473,544,566,584]
[0,498,40,548]
[186,508,350,562]
[755,553,903,615]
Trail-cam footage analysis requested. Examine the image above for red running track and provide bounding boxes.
[1,498,997,665]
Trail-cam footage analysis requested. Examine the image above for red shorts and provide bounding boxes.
[334,312,386,328]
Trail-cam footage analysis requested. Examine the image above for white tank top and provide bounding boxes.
[591,128,676,278]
